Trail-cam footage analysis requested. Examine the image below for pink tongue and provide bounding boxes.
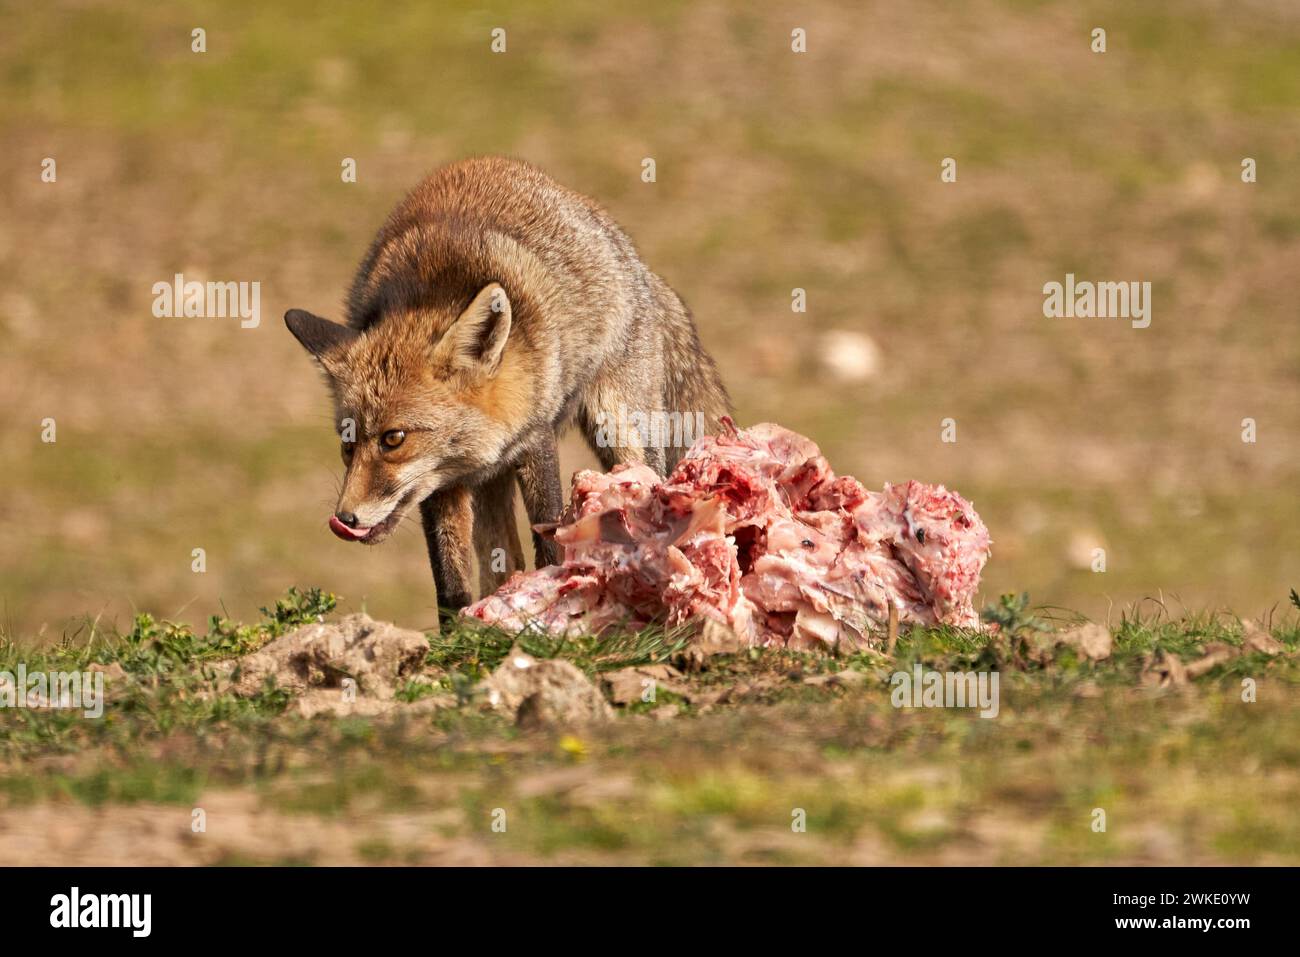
[329,515,372,541]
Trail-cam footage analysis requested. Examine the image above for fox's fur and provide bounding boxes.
[286,156,731,611]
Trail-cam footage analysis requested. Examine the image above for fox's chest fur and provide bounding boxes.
[285,156,730,614]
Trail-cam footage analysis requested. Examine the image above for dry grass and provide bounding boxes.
[2,589,1297,865]
[1,0,1297,638]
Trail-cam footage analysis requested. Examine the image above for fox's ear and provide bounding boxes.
[434,283,512,377]
[284,309,358,359]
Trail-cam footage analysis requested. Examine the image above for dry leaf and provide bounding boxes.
[1243,623,1285,656]
[88,661,128,683]
[602,664,687,706]
[1141,649,1188,688]
[1057,622,1113,661]
[1183,642,1238,679]
[680,618,744,670]
[803,670,869,688]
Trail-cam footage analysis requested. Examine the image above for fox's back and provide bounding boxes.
[338,156,728,454]
[345,157,648,352]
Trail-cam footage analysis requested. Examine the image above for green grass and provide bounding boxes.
[4,0,1299,634]
[2,587,1297,864]
[426,619,694,681]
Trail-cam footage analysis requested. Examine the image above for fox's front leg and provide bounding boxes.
[472,470,526,594]
[419,485,475,613]
[515,433,564,568]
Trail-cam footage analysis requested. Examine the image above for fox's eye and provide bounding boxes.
[381,430,406,449]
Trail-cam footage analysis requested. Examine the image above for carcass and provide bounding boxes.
[463,421,991,652]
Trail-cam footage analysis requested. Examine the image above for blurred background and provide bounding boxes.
[2,0,1296,641]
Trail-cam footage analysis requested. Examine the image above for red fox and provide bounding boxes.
[286,156,731,612]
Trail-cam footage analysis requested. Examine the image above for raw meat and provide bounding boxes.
[463,420,991,651]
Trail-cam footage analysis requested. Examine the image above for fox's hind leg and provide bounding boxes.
[419,485,475,614]
[472,470,526,594]
[578,402,668,475]
[514,432,564,568]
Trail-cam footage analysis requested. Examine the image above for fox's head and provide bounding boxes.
[285,283,528,544]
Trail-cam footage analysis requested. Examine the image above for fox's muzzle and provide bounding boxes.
[329,514,372,541]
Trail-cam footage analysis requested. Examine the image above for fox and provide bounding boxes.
[285,156,731,613]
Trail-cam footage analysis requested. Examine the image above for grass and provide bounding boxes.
[2,586,1297,864]
[3,0,1299,637]
[0,587,335,756]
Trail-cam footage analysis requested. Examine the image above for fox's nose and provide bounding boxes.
[335,511,360,529]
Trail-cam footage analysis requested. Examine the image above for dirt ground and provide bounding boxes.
[2,594,1297,865]
[2,0,1298,643]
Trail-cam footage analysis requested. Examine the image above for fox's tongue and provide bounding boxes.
[329,515,373,541]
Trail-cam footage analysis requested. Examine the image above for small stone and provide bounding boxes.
[230,613,430,701]
[817,330,881,384]
[482,649,612,727]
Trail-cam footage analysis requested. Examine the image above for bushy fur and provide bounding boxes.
[286,157,731,611]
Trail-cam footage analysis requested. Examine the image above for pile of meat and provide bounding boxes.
[464,421,991,651]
